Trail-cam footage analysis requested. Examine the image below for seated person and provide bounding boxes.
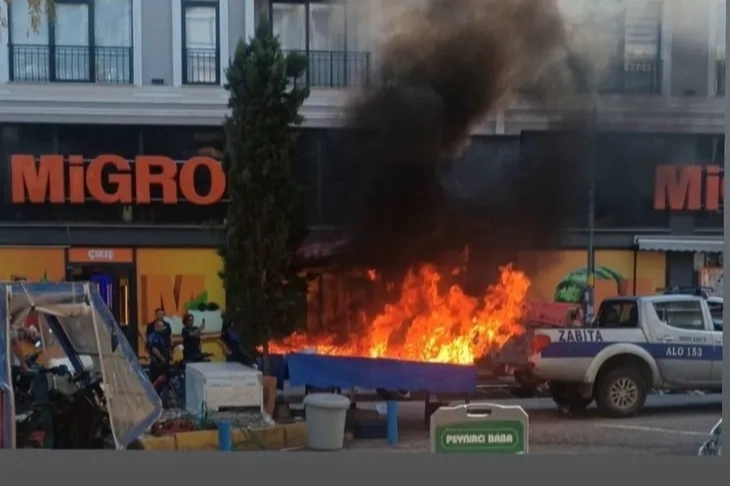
[599,308,620,328]
[181,313,206,362]
[9,310,43,371]
[219,321,277,417]
[10,325,38,371]
[147,319,171,388]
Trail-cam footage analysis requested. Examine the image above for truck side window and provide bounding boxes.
[653,301,707,331]
[596,302,638,329]
[708,302,723,331]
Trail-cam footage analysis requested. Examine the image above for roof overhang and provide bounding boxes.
[634,235,724,253]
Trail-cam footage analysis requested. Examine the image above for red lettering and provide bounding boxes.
[9,154,226,205]
[654,165,702,211]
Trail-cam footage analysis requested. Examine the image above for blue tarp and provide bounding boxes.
[268,353,477,394]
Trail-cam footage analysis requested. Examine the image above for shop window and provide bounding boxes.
[57,124,140,159]
[0,124,55,221]
[594,133,671,229]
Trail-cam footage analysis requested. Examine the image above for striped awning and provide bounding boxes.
[634,235,724,253]
[296,229,351,261]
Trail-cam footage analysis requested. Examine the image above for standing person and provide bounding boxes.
[219,321,257,367]
[567,307,584,328]
[146,308,172,339]
[147,319,171,389]
[181,313,206,362]
[145,308,172,361]
[218,321,277,417]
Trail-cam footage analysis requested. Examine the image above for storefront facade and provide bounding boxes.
[0,123,229,360]
[0,122,724,351]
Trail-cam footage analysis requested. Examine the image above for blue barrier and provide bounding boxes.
[218,421,232,451]
[387,400,399,446]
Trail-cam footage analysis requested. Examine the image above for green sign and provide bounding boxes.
[434,421,525,454]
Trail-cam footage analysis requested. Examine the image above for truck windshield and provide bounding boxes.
[595,301,638,329]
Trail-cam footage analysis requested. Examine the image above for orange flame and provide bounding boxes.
[267,264,530,365]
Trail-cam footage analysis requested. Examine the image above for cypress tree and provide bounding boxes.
[219,19,309,374]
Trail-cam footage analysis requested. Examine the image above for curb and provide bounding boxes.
[140,422,308,451]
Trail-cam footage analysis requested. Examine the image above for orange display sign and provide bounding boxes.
[136,248,226,361]
[654,165,723,211]
[0,247,66,282]
[68,248,134,264]
[140,274,207,321]
[10,154,227,205]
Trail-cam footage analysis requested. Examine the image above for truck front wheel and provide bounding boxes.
[594,367,648,418]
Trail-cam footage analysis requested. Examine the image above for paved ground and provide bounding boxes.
[342,393,722,455]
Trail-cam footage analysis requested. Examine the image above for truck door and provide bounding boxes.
[648,299,714,386]
[707,300,723,384]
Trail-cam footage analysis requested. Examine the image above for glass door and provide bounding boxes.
[89,273,114,308]
[118,276,131,328]
[54,2,91,81]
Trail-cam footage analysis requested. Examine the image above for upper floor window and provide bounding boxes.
[714,0,726,95]
[182,0,220,85]
[8,0,133,84]
[271,0,370,88]
[591,0,663,94]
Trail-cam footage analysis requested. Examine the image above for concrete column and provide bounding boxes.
[0,1,9,83]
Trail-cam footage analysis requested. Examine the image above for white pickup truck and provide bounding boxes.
[526,294,723,418]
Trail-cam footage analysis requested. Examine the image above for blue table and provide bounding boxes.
[260,353,478,394]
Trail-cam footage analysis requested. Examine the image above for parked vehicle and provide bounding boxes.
[524,294,722,417]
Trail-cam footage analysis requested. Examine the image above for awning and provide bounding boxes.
[634,235,724,253]
[296,229,351,262]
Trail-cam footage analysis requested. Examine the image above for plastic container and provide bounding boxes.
[302,393,351,451]
[429,402,529,454]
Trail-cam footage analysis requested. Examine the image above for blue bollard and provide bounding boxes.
[218,421,232,451]
[386,400,398,446]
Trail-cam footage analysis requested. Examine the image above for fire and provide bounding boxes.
[268,264,531,365]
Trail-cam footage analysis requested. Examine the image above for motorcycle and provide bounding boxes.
[151,345,213,409]
[13,345,113,449]
[1,281,162,449]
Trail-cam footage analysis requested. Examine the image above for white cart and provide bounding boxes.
[185,362,263,416]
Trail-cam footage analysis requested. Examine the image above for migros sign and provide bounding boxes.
[654,165,724,211]
[10,154,227,205]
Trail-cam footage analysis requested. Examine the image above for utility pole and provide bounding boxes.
[584,97,598,327]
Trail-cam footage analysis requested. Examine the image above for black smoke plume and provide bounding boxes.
[332,0,593,282]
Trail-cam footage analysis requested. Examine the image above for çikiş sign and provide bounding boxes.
[654,165,724,211]
[10,154,227,205]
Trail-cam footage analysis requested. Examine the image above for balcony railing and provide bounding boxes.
[717,60,725,96]
[285,50,371,88]
[9,44,133,84]
[184,48,219,85]
[598,59,663,95]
